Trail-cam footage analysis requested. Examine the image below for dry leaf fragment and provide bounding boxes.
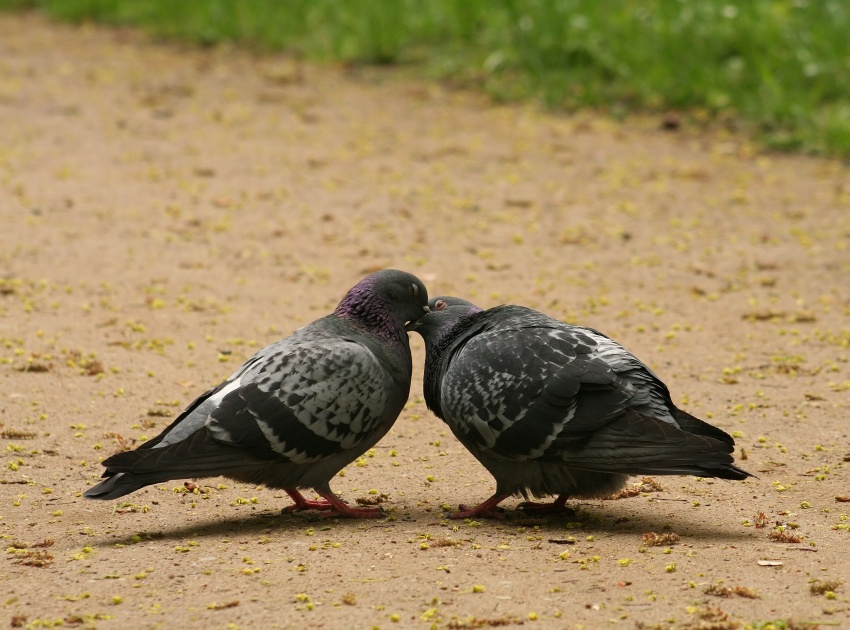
[704,584,760,599]
[642,531,680,546]
[768,529,803,543]
[810,579,842,595]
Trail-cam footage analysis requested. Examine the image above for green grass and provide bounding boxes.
[3,0,849,156]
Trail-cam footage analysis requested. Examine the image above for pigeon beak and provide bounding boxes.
[405,306,430,333]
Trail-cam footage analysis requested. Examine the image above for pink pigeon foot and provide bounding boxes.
[516,494,574,515]
[281,489,333,514]
[315,490,384,519]
[449,492,512,519]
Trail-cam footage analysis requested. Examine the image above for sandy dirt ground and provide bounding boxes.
[1,12,849,630]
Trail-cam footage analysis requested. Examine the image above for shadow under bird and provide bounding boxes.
[84,269,429,518]
[408,297,752,519]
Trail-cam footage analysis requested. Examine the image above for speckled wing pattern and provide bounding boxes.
[438,306,725,467]
[94,333,395,483]
[203,339,392,463]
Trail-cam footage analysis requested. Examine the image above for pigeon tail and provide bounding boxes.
[84,473,149,500]
[690,461,752,481]
[83,427,266,500]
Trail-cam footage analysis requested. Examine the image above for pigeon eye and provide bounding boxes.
[410,283,419,298]
[435,299,447,311]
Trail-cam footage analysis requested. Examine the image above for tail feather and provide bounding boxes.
[565,455,751,480]
[550,409,753,481]
[671,408,735,446]
[696,461,751,480]
[84,471,176,500]
[84,427,263,500]
[581,461,751,480]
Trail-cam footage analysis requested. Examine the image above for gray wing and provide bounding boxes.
[130,334,302,451]
[440,324,678,462]
[204,340,395,462]
[98,338,396,475]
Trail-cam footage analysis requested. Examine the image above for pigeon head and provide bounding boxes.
[335,270,430,337]
[406,295,483,346]
[428,296,483,315]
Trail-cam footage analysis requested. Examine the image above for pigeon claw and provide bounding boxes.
[315,490,386,519]
[282,489,334,514]
[516,494,574,516]
[451,504,505,520]
[448,492,512,520]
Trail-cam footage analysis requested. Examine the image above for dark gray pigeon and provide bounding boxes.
[408,296,751,519]
[84,269,429,518]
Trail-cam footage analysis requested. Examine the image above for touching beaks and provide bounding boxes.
[405,306,430,332]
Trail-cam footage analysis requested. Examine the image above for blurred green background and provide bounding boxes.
[3,0,848,156]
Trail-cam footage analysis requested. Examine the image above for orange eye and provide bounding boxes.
[435,300,448,311]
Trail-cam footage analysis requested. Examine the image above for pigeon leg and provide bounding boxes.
[516,494,574,515]
[282,489,333,513]
[449,492,511,520]
[315,490,384,519]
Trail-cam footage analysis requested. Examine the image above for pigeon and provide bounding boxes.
[84,269,430,518]
[408,296,751,519]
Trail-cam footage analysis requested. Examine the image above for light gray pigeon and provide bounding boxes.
[408,296,751,519]
[84,269,430,518]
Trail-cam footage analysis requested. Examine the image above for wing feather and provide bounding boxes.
[439,311,686,463]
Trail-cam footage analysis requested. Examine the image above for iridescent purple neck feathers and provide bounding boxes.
[335,277,404,347]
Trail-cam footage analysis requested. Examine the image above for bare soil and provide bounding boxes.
[1,12,849,630]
